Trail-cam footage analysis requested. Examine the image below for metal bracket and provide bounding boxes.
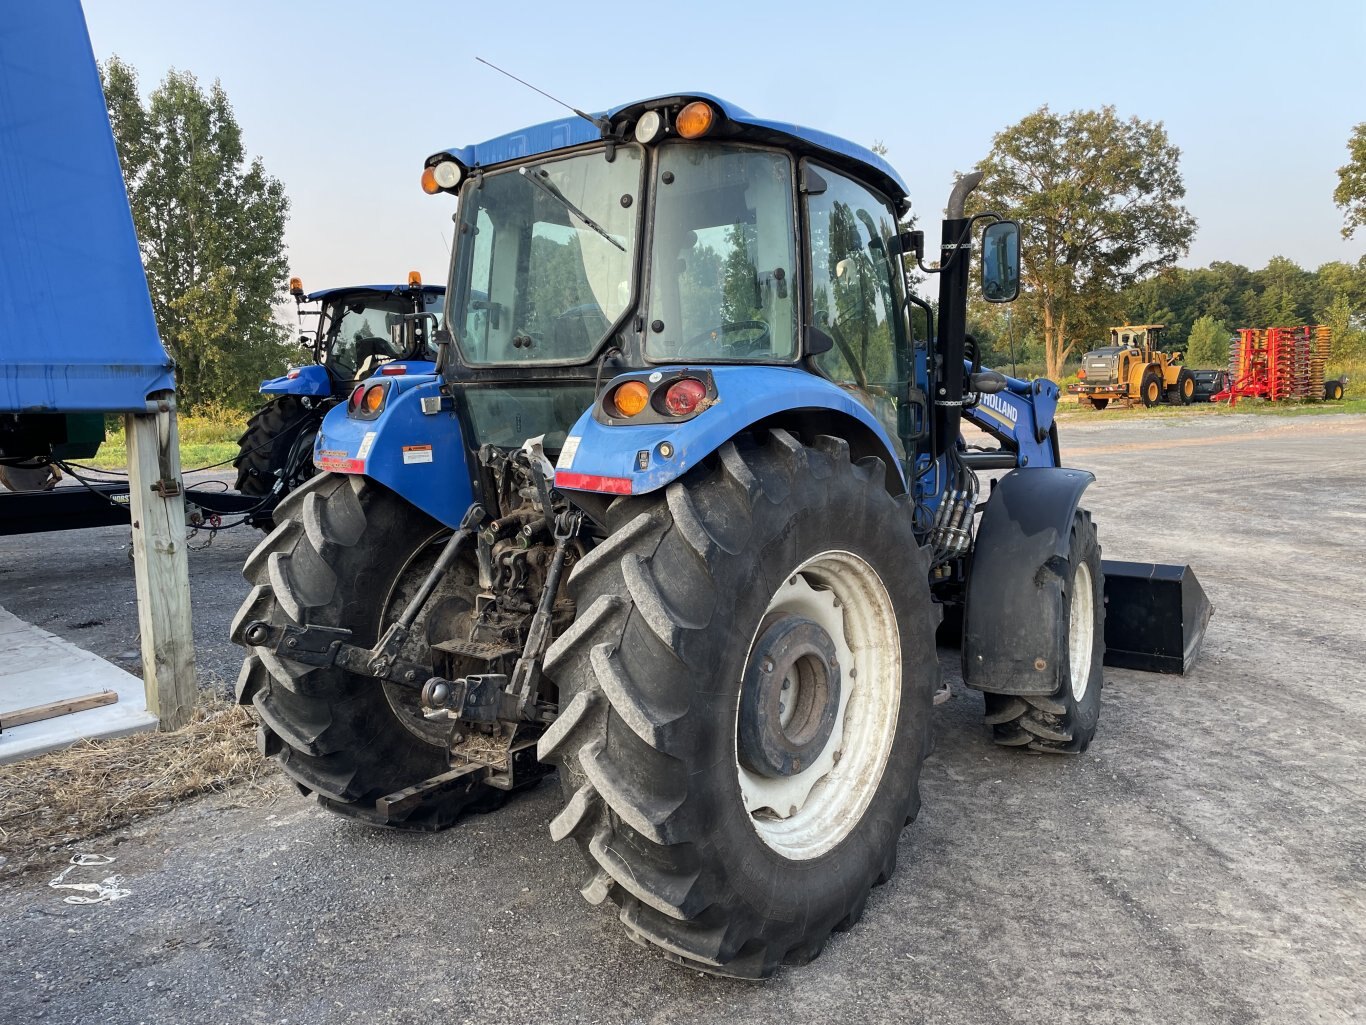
[242,620,429,688]
[151,478,181,497]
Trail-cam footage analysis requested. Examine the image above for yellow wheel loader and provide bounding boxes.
[1069,325,1195,409]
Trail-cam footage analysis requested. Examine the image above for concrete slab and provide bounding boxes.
[0,605,156,762]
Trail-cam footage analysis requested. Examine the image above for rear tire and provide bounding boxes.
[1140,370,1163,408]
[539,430,937,978]
[983,509,1104,754]
[231,473,506,829]
[233,395,322,530]
[1327,381,1344,401]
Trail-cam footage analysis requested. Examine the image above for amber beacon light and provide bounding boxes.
[675,101,716,139]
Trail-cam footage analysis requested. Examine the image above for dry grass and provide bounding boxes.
[0,698,276,879]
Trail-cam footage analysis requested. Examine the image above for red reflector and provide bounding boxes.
[663,377,706,416]
[286,369,301,379]
[316,455,366,474]
[554,471,633,495]
[349,385,365,409]
[380,365,407,376]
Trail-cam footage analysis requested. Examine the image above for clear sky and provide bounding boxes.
[83,0,1365,294]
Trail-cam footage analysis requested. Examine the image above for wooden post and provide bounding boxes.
[124,390,196,730]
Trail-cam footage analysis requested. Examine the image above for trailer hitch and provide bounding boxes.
[422,508,582,724]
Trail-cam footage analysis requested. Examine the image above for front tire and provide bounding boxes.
[983,509,1104,754]
[1140,370,1163,407]
[1175,368,1196,405]
[231,473,505,829]
[539,430,937,978]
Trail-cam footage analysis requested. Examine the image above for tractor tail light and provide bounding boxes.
[362,385,386,413]
[349,385,365,411]
[663,377,706,416]
[612,380,650,417]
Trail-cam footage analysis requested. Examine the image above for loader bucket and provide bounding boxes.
[1101,560,1212,675]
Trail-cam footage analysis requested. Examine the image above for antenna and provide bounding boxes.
[475,57,610,133]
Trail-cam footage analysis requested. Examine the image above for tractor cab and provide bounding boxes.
[289,276,446,388]
[426,95,932,478]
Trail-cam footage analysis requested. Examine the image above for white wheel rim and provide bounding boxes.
[1069,561,1095,701]
[735,550,901,861]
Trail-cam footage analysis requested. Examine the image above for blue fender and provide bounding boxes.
[553,365,905,497]
[260,363,332,397]
[961,467,1095,695]
[312,372,474,528]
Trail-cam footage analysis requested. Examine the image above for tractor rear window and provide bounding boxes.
[645,144,798,363]
[320,295,417,379]
[462,383,598,450]
[450,147,643,366]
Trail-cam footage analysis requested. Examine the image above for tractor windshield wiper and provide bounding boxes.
[518,165,625,252]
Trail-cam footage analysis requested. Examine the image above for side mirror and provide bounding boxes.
[981,220,1020,303]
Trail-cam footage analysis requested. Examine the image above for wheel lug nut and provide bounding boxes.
[761,659,774,674]
[781,679,790,690]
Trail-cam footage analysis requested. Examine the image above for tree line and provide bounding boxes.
[967,255,1366,374]
[966,107,1366,378]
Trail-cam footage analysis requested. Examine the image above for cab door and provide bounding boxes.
[801,161,914,466]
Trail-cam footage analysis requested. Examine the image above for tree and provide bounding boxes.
[101,58,291,409]
[972,106,1196,379]
[1334,123,1366,240]
[1185,315,1231,368]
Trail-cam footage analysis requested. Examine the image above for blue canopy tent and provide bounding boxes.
[0,0,174,414]
[0,1,194,733]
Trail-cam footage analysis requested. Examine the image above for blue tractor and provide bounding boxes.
[232,96,1209,977]
[231,274,444,525]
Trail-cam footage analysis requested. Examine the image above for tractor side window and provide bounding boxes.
[646,144,798,362]
[804,167,907,457]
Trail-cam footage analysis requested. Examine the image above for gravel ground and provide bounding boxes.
[1,412,1363,1025]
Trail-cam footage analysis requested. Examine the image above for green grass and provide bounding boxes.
[85,405,247,472]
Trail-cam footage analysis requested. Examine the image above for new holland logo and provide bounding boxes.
[978,391,1019,427]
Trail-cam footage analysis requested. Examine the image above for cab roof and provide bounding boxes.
[304,283,445,302]
[433,93,911,209]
